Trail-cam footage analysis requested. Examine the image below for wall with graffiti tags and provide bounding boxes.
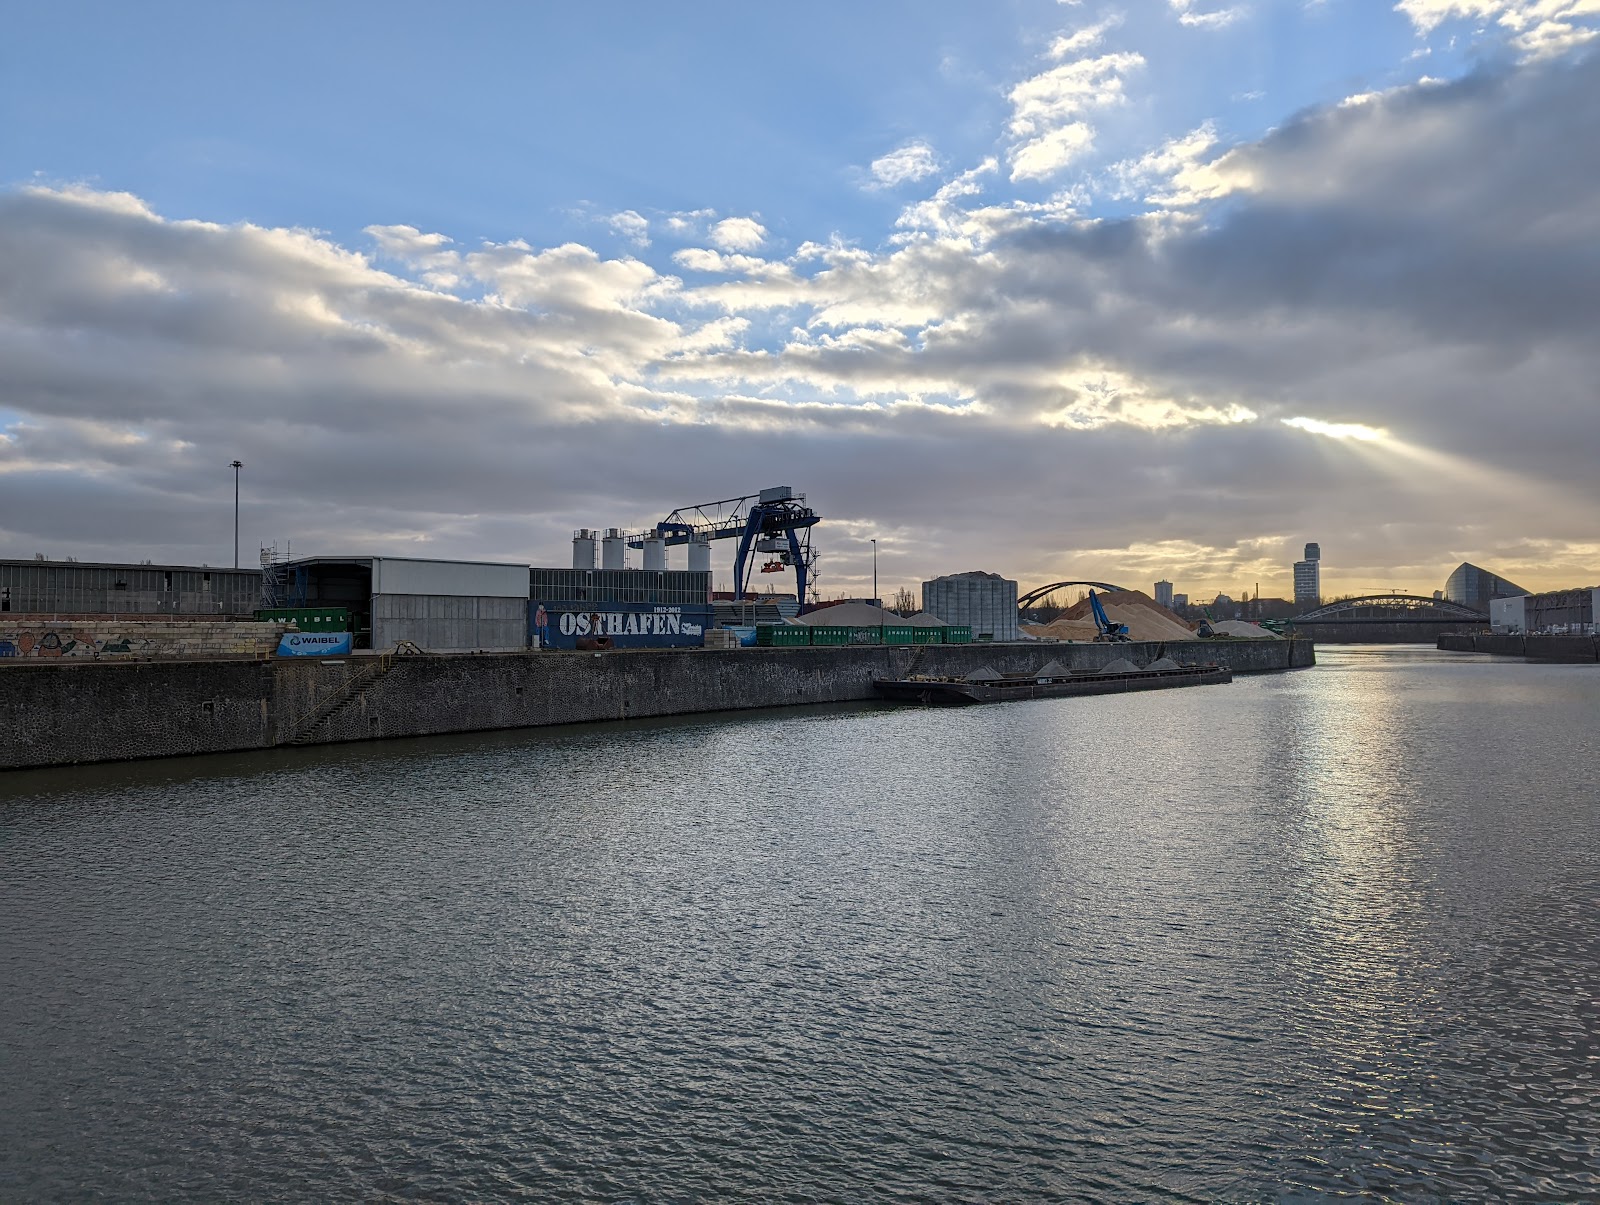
[0,620,290,660]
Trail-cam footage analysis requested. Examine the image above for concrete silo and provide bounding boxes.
[921,571,1019,642]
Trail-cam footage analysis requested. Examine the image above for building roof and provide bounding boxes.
[0,557,258,575]
[287,554,529,570]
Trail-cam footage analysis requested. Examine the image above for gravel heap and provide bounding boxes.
[1211,620,1281,639]
[1024,590,1196,642]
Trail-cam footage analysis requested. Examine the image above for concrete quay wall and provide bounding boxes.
[1438,633,1599,660]
[0,638,1312,771]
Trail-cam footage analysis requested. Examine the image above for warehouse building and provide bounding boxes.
[279,556,529,651]
[1490,587,1599,635]
[0,557,260,616]
[921,571,1019,642]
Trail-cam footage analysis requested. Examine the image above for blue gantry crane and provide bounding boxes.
[627,486,821,607]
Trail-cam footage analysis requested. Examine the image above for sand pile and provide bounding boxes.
[1022,618,1102,641]
[795,601,904,626]
[1024,590,1195,642]
[1100,658,1140,674]
[1211,620,1280,639]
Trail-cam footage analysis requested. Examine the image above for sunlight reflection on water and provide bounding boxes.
[3,647,1598,1201]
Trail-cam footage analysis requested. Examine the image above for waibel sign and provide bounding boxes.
[277,631,353,656]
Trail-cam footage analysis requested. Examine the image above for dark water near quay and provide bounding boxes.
[3,646,1598,1202]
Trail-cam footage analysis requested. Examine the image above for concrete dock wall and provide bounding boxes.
[1438,633,1599,660]
[0,638,1313,771]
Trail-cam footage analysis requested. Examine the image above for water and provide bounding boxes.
[3,646,1598,1201]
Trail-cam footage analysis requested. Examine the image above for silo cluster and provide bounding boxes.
[920,571,1019,642]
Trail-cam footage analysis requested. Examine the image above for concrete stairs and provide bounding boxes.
[287,651,398,745]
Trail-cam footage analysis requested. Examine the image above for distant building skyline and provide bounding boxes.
[1293,542,1322,606]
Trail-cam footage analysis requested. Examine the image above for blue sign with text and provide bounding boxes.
[277,631,353,656]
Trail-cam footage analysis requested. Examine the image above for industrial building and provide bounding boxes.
[1154,580,1174,609]
[922,571,1019,642]
[525,530,714,649]
[1445,563,1527,612]
[275,556,529,651]
[1293,543,1321,606]
[1490,587,1599,635]
[0,557,261,616]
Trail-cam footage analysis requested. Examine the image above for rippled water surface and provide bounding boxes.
[4,646,1599,1201]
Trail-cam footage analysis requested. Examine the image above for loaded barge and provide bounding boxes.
[873,658,1231,706]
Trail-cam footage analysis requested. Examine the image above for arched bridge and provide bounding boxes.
[1017,580,1129,611]
[1295,594,1486,622]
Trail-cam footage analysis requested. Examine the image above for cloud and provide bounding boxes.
[1006,50,1146,180]
[664,208,717,236]
[1397,0,1600,57]
[3,51,1600,596]
[608,210,650,246]
[1169,0,1246,28]
[1105,121,1242,206]
[709,217,768,251]
[870,141,942,187]
[1048,13,1122,55]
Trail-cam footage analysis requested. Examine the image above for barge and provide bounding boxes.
[873,659,1231,706]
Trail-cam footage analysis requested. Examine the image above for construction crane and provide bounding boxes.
[627,486,821,607]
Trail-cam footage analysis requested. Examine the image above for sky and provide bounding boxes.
[2,0,1598,602]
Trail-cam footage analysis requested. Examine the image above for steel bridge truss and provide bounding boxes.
[1295,594,1486,622]
[1017,580,1130,612]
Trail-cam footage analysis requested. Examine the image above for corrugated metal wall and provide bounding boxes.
[370,593,527,651]
[0,560,261,616]
[920,573,1019,642]
[529,567,711,606]
[370,558,529,598]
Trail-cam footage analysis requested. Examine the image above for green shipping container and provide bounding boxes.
[255,607,351,633]
[755,624,810,647]
[807,626,853,646]
[945,626,973,644]
[910,627,945,644]
[881,626,914,645]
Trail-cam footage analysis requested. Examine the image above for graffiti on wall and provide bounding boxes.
[0,621,289,660]
[0,627,164,658]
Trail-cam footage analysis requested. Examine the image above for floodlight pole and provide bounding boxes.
[871,538,878,606]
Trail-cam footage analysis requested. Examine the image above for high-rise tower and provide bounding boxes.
[1293,542,1322,606]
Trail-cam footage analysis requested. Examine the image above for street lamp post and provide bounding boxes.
[871,538,878,606]
[230,460,243,569]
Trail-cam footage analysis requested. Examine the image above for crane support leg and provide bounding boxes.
[787,528,807,609]
[732,509,763,600]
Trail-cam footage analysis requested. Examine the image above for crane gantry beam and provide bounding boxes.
[627,487,821,607]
